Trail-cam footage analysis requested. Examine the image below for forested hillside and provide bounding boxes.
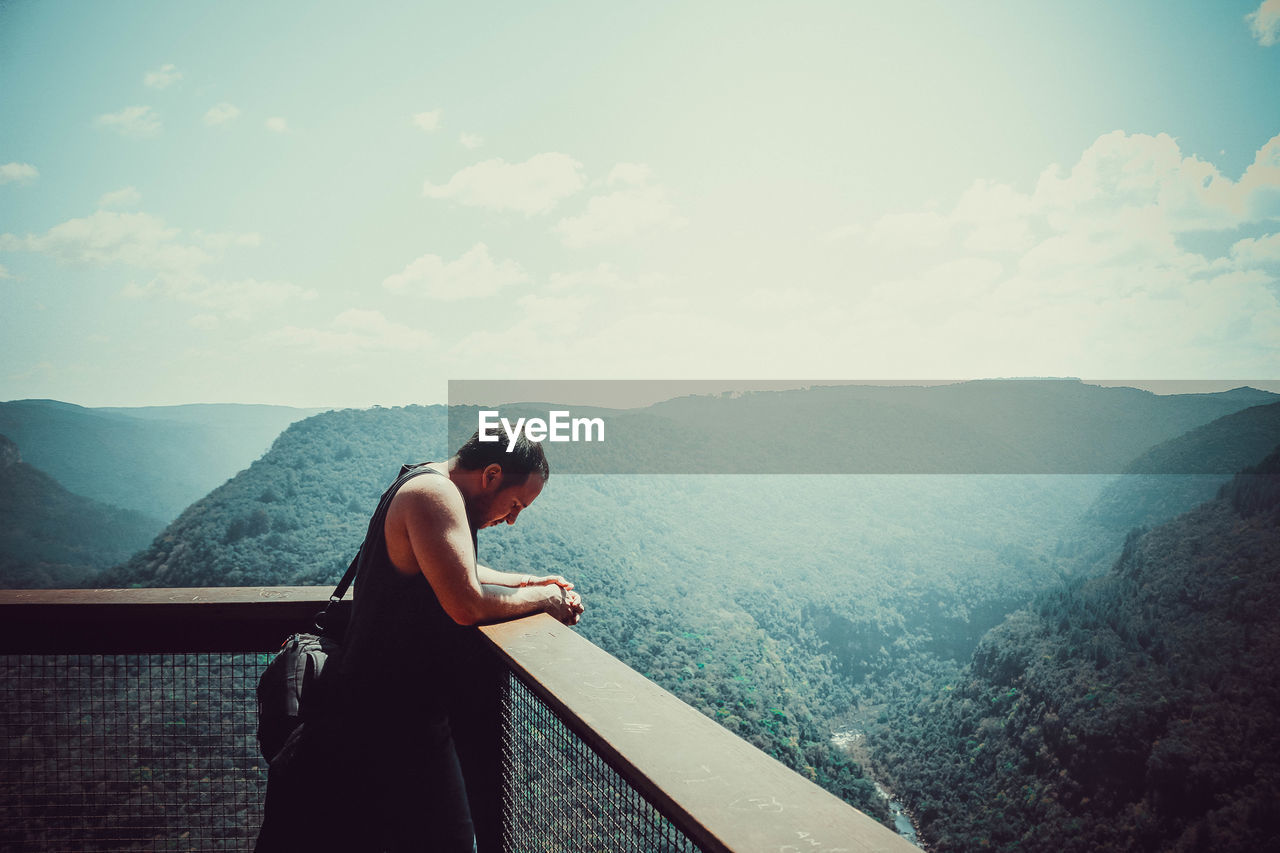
[869,448,1280,852]
[100,406,449,588]
[0,400,321,521]
[0,435,161,588]
[1058,401,1280,576]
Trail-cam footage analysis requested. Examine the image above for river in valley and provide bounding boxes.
[832,728,922,848]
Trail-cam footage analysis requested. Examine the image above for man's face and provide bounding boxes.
[478,471,545,529]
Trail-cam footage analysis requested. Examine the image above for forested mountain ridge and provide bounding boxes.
[99,406,448,588]
[0,434,162,588]
[0,399,322,522]
[869,447,1280,852]
[1057,400,1280,576]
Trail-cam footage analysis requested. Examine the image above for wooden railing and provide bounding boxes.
[0,588,917,853]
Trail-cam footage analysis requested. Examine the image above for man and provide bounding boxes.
[256,429,581,852]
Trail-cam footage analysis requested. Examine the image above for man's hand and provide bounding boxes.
[544,585,584,626]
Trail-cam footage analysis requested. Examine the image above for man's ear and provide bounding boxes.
[482,463,504,489]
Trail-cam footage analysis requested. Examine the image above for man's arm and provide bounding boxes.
[476,563,574,590]
[387,479,581,626]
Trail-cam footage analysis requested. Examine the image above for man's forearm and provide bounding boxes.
[476,563,530,587]
[469,582,553,623]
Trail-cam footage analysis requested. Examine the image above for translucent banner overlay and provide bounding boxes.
[446,380,1280,475]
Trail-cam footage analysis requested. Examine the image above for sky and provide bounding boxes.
[1,0,1278,408]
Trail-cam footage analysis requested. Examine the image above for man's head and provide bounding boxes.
[452,428,550,529]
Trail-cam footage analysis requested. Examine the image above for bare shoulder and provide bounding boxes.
[384,470,472,575]
[387,470,465,528]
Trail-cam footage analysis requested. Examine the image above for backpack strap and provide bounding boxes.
[313,550,359,633]
[332,550,360,601]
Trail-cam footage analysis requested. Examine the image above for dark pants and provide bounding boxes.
[254,708,477,853]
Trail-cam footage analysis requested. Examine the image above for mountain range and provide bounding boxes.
[0,399,323,522]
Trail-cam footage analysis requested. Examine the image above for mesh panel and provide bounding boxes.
[501,673,700,853]
[2,653,705,852]
[0,653,269,852]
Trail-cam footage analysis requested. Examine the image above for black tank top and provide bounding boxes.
[338,463,480,712]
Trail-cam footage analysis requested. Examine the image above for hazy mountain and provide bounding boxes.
[1059,400,1280,576]
[0,400,324,522]
[455,380,1277,474]
[99,405,450,588]
[0,434,163,588]
[869,449,1280,852]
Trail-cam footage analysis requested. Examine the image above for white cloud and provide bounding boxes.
[1239,135,1280,219]
[554,167,687,248]
[203,102,241,126]
[95,106,162,139]
[459,132,484,149]
[1029,131,1243,232]
[1,210,209,276]
[189,313,220,331]
[855,131,1280,258]
[0,263,11,279]
[1247,0,1280,46]
[144,63,182,89]
[548,263,630,292]
[382,243,528,300]
[265,117,288,133]
[1,208,302,318]
[0,162,39,184]
[168,278,315,319]
[98,186,142,209]
[820,223,865,243]
[194,229,262,250]
[1,210,260,275]
[865,209,954,252]
[423,153,586,215]
[1230,232,1280,268]
[547,263,670,294]
[266,309,431,353]
[822,130,1280,376]
[122,277,316,322]
[412,110,442,132]
[448,291,593,364]
[607,163,651,187]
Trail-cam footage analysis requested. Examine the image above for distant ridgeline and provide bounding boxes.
[869,447,1280,852]
[1060,400,1280,576]
[0,399,322,523]
[450,380,1277,474]
[0,434,160,588]
[98,406,449,588]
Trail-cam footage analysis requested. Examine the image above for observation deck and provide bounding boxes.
[0,587,917,852]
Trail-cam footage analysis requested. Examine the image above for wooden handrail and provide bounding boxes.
[484,613,915,853]
[0,586,336,653]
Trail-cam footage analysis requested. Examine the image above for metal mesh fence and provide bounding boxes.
[1,652,703,852]
[500,673,701,853]
[0,653,269,852]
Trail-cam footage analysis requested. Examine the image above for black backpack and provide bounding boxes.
[255,552,358,762]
